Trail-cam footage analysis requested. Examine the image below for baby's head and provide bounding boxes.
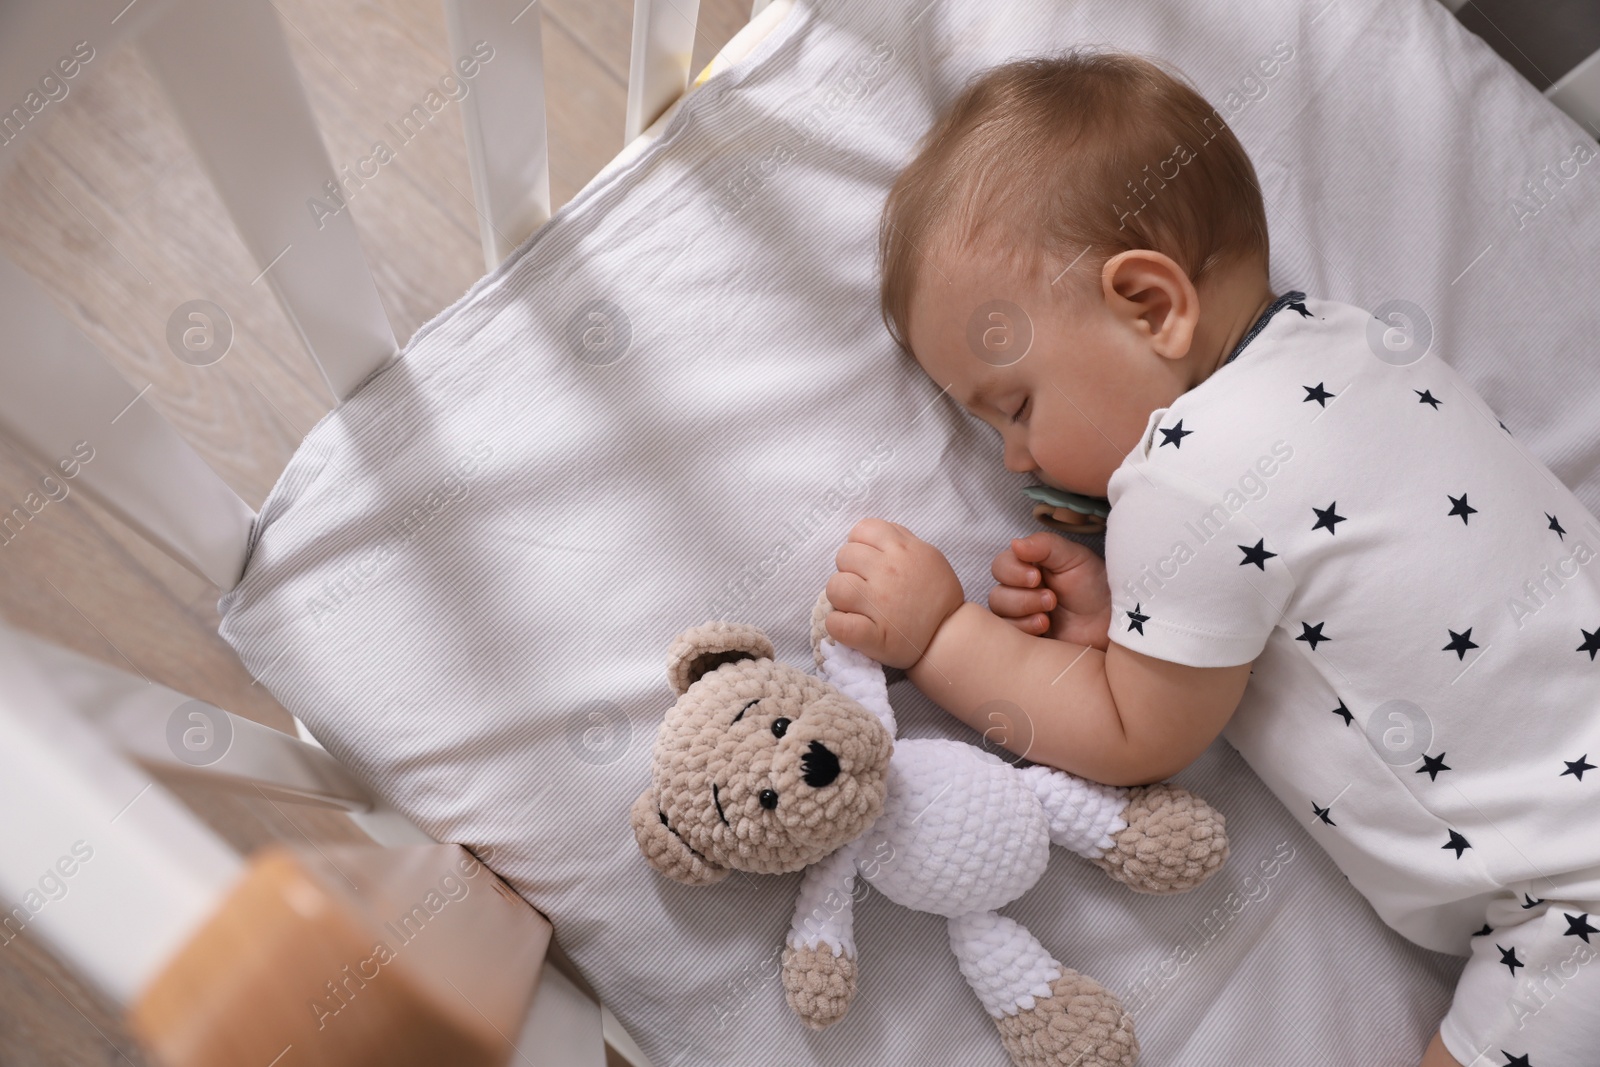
[880,52,1271,501]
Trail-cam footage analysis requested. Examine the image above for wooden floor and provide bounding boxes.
[0,1,745,1063]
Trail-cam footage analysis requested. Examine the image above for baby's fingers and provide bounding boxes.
[991,547,1042,589]
[988,584,1056,620]
[824,609,881,655]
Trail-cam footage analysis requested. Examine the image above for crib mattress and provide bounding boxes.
[218,0,1600,1063]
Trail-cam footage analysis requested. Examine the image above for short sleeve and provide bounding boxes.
[1103,463,1294,668]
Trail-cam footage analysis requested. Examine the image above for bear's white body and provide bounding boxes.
[864,739,1051,916]
[788,637,1136,1018]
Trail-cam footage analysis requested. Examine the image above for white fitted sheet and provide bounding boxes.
[218,0,1600,1062]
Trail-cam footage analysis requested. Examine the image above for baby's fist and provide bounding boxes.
[825,518,964,669]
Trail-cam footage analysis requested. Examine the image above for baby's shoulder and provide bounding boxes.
[1111,297,1433,502]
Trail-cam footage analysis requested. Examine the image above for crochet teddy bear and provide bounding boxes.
[630,589,1230,1067]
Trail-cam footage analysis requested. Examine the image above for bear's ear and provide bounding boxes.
[666,621,776,697]
[631,788,729,886]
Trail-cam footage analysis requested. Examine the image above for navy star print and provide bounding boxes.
[1311,502,1346,534]
[1561,754,1594,780]
[1447,494,1477,524]
[1238,540,1276,569]
[1547,513,1566,539]
[1500,1054,1531,1067]
[1125,604,1149,635]
[1311,802,1335,825]
[1330,700,1353,726]
[1416,388,1442,409]
[1497,944,1523,975]
[1443,628,1479,660]
[1158,420,1192,448]
[1303,382,1335,407]
[1577,628,1600,660]
[1287,300,1312,318]
[1416,752,1450,780]
[1520,893,1544,909]
[1443,829,1471,857]
[1296,621,1329,651]
[1564,912,1597,942]
[1474,923,1494,937]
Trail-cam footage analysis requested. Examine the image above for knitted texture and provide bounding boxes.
[782,943,857,1029]
[636,589,1233,1065]
[786,842,861,955]
[666,620,774,698]
[994,969,1139,1067]
[1015,764,1129,859]
[947,911,1060,1016]
[817,636,897,736]
[861,739,1052,918]
[629,789,728,886]
[631,646,892,882]
[1089,784,1230,894]
[810,586,834,671]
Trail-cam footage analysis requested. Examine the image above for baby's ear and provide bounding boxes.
[666,621,775,696]
[630,788,728,886]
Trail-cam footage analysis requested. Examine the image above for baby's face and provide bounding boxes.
[907,244,1189,498]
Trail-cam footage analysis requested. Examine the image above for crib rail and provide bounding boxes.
[138,0,400,403]
[445,0,553,270]
[129,842,551,1067]
[0,0,747,591]
[0,619,567,1067]
[0,252,255,589]
[0,1,741,1063]
[0,622,245,1010]
[626,0,705,141]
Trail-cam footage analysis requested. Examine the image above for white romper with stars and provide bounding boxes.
[1102,293,1600,1067]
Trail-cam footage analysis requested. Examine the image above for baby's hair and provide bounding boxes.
[878,50,1270,354]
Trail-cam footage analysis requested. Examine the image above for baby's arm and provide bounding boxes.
[826,520,1250,787]
[908,599,1250,786]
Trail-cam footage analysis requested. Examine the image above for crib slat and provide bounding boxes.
[137,0,398,403]
[129,842,552,1067]
[445,0,553,270]
[1548,47,1600,134]
[0,622,243,1010]
[0,252,255,590]
[13,628,377,812]
[625,0,704,142]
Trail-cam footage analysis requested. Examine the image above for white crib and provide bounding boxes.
[0,1,786,1063]
[2,0,1597,1065]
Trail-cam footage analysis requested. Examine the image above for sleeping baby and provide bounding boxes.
[822,51,1599,1067]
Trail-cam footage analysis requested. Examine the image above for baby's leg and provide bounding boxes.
[1435,894,1600,1066]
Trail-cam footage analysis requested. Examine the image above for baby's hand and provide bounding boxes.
[825,518,965,670]
[989,531,1112,650]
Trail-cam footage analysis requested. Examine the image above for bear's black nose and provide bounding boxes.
[801,740,841,788]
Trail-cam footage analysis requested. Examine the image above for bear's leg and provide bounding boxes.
[1017,765,1230,895]
[1015,764,1130,859]
[946,911,1137,1067]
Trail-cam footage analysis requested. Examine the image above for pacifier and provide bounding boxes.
[1021,484,1110,535]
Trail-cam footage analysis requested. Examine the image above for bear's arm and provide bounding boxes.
[785,841,862,956]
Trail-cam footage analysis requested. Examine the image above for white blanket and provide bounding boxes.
[219,0,1600,1062]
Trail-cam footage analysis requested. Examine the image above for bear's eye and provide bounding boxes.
[759,789,779,810]
[771,717,790,738]
[732,698,759,724]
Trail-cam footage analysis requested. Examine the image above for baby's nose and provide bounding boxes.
[800,740,841,788]
[1002,441,1034,474]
